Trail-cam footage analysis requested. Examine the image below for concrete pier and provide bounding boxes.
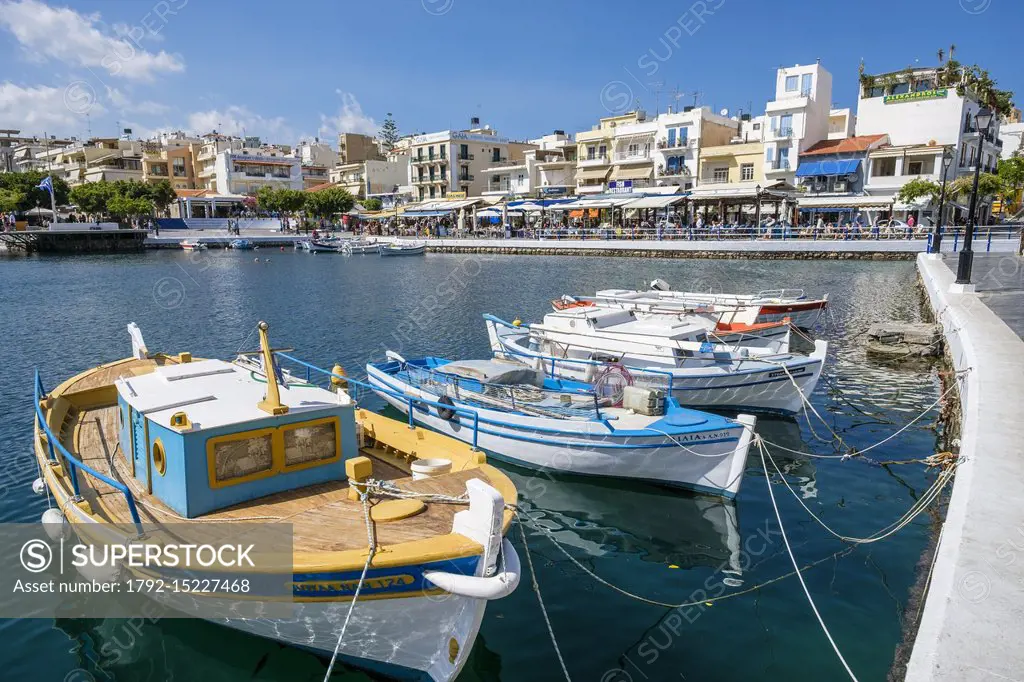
[909,252,1024,681]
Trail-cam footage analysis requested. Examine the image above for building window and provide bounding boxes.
[891,82,910,95]
[429,186,436,199]
[460,144,469,160]
[598,145,607,158]
[586,146,596,160]
[867,86,885,98]
[906,161,924,176]
[872,157,897,177]
[713,167,728,183]
[173,158,186,177]
[913,79,935,92]
[753,123,761,130]
[740,163,754,181]
[785,75,798,92]
[801,73,813,96]
[667,128,676,147]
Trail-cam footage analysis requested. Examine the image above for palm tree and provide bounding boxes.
[948,44,956,62]
[937,48,945,64]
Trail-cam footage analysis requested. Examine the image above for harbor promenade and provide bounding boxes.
[910,252,1024,681]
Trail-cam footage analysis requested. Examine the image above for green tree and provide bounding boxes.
[895,178,942,204]
[106,195,153,221]
[116,179,153,200]
[950,172,1003,200]
[379,112,399,152]
[0,188,24,213]
[361,197,383,212]
[255,186,281,213]
[69,181,118,218]
[146,179,177,215]
[305,186,355,218]
[277,188,307,215]
[997,157,1024,216]
[0,171,70,211]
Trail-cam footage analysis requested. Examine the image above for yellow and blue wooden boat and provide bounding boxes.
[31,321,519,681]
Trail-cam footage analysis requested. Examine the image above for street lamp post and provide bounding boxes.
[956,107,994,285]
[754,183,762,237]
[931,146,955,253]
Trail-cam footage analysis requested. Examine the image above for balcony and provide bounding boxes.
[458,174,474,182]
[657,164,690,177]
[657,138,690,150]
[766,160,791,172]
[457,153,474,161]
[701,176,729,185]
[614,151,651,163]
[578,155,609,167]
[773,127,794,139]
[411,156,429,164]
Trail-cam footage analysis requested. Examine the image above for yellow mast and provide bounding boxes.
[256,321,289,415]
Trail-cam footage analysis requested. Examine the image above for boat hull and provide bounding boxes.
[485,319,825,415]
[367,367,753,497]
[380,244,426,256]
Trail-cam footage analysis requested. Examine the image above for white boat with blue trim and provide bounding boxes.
[485,313,827,415]
[31,322,519,681]
[367,353,757,497]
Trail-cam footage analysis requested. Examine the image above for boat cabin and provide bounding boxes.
[114,356,357,518]
[541,309,710,343]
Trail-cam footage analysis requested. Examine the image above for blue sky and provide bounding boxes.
[0,0,1020,145]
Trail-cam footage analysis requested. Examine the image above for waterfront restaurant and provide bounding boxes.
[794,134,891,225]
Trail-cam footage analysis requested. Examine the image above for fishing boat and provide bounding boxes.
[367,352,757,497]
[31,322,519,681]
[343,239,382,255]
[229,238,253,250]
[552,293,792,348]
[180,240,207,251]
[634,280,829,328]
[306,240,345,253]
[380,242,427,257]
[485,314,827,415]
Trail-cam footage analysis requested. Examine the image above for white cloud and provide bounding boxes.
[0,0,185,81]
[187,105,292,140]
[105,86,169,115]
[0,81,105,132]
[318,91,379,138]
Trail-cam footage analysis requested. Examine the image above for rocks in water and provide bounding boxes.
[865,323,943,358]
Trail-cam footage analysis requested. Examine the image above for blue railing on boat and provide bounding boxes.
[483,314,678,393]
[277,353,484,450]
[33,369,144,531]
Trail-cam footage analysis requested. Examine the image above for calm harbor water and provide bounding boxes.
[0,249,943,681]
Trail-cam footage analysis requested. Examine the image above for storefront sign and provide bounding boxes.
[608,180,633,194]
[446,191,467,199]
[883,88,948,105]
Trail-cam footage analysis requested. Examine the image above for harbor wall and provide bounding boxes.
[907,254,1024,680]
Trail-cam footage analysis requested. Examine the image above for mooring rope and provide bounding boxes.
[322,492,377,682]
[517,512,572,682]
[758,438,860,682]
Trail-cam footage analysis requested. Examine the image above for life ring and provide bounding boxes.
[437,395,457,421]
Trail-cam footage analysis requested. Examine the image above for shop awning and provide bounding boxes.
[576,167,611,181]
[623,194,689,209]
[798,195,893,210]
[404,210,450,217]
[610,166,654,181]
[796,159,861,177]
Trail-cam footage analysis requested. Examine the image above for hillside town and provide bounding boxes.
[2,57,1021,234]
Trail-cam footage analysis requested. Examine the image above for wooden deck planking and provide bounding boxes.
[66,404,493,553]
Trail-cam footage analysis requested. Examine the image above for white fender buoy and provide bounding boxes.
[32,478,46,495]
[411,458,452,480]
[41,508,70,541]
[76,554,123,584]
[424,538,520,600]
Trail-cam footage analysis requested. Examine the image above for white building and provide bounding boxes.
[762,63,835,185]
[998,121,1024,159]
[212,147,302,196]
[857,65,1003,220]
[653,107,737,190]
[479,131,576,198]
[330,158,409,200]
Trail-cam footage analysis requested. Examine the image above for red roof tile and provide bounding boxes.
[801,134,888,156]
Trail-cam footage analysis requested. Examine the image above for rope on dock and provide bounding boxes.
[322,492,377,682]
[517,512,573,682]
[758,438,860,682]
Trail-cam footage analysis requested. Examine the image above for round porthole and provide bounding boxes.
[152,439,167,476]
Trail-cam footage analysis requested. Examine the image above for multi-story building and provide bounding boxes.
[337,133,382,165]
[653,106,736,190]
[36,138,144,186]
[856,64,1003,220]
[998,109,1023,160]
[407,119,535,201]
[762,63,835,187]
[330,159,409,200]
[575,111,646,194]
[794,134,891,222]
[10,135,72,173]
[688,139,774,223]
[297,140,338,189]
[479,131,576,198]
[140,132,202,190]
[213,147,302,196]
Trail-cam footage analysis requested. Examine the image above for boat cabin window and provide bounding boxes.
[206,417,341,488]
[283,418,339,468]
[210,430,274,486]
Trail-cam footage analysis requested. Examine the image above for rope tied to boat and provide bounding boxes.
[322,491,377,682]
[516,511,572,682]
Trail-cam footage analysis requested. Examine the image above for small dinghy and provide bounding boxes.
[180,240,206,251]
[229,238,253,250]
[31,322,519,681]
[306,239,344,253]
[367,353,757,497]
[380,242,426,257]
[343,239,382,254]
[485,314,827,415]
[635,279,829,328]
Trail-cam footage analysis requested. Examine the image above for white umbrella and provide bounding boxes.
[458,207,466,233]
[501,202,508,238]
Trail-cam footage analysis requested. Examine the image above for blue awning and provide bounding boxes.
[795,161,822,177]
[796,159,861,177]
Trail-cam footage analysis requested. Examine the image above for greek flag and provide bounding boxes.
[36,176,53,195]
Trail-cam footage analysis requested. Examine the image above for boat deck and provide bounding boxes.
[52,358,501,553]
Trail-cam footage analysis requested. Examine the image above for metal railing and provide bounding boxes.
[33,369,143,531]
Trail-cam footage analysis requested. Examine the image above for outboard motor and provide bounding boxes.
[650,278,671,291]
